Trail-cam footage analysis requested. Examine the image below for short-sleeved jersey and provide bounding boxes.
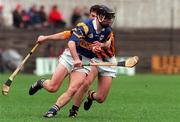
[95,32,115,60]
[69,19,112,59]
[63,31,71,39]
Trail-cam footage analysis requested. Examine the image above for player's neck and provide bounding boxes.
[96,19,103,33]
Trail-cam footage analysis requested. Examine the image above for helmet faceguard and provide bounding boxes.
[96,5,115,28]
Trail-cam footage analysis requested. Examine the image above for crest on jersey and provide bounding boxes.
[100,35,104,41]
[88,33,93,38]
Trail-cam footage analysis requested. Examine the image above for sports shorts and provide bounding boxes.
[59,48,91,74]
[92,56,117,77]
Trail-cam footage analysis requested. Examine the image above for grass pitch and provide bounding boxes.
[0,73,180,122]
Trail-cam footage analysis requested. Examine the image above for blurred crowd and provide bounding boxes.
[0,4,4,27]
[0,3,90,29]
[0,3,91,72]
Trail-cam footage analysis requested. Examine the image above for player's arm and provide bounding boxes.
[91,39,111,50]
[104,32,114,48]
[90,32,113,53]
[102,35,112,48]
[36,31,71,44]
[68,22,88,67]
[68,41,82,67]
[92,32,113,49]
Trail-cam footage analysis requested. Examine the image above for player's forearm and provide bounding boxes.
[91,39,111,51]
[46,32,66,41]
[68,41,80,61]
[101,39,111,48]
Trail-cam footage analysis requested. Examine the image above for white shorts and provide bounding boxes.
[59,48,91,74]
[92,56,117,77]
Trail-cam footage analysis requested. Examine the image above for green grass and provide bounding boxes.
[0,73,180,122]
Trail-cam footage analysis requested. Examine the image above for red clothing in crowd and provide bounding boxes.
[49,9,63,23]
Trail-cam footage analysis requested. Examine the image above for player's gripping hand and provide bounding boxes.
[36,35,48,44]
[74,59,83,67]
[91,41,102,53]
[92,46,102,53]
[91,41,102,47]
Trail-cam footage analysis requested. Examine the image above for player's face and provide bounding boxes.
[100,14,115,27]
[89,11,97,19]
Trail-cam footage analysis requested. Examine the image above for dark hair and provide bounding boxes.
[90,5,100,13]
[97,5,115,18]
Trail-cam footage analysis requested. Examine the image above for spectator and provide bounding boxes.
[0,4,5,28]
[21,9,30,28]
[28,5,41,28]
[48,5,66,28]
[38,5,48,27]
[12,3,23,28]
[71,6,82,26]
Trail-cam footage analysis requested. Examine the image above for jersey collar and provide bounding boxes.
[92,19,105,34]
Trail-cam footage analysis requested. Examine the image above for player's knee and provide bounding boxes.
[48,87,58,93]
[47,84,59,93]
[46,80,60,92]
[96,95,106,103]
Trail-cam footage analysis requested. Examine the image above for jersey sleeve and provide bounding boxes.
[102,28,113,43]
[106,32,114,42]
[63,31,71,39]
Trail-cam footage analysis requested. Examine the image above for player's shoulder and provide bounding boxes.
[105,27,112,32]
[103,27,113,35]
[76,19,93,34]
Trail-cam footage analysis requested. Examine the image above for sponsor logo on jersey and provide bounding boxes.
[88,33,93,38]
[100,35,104,41]
[79,39,92,50]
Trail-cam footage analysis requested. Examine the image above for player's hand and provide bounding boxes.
[92,46,102,53]
[91,41,101,47]
[74,59,82,67]
[36,35,47,44]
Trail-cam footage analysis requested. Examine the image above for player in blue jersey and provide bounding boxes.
[29,5,114,117]
[68,5,117,117]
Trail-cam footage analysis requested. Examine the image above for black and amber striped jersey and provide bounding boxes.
[95,32,115,60]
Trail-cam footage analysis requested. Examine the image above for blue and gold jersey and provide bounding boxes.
[69,19,112,59]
